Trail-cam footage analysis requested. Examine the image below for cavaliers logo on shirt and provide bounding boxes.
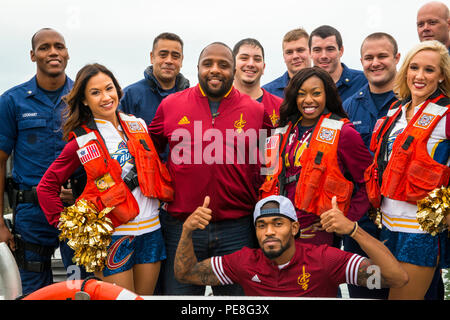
[297,265,311,291]
[234,113,247,133]
[413,113,435,130]
[270,109,280,127]
[316,127,337,144]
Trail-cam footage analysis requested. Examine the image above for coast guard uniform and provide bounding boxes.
[0,76,73,294]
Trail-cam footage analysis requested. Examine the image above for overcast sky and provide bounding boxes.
[0,0,437,94]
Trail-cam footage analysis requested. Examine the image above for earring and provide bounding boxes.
[439,79,444,83]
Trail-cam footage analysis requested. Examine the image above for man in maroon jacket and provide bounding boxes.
[148,42,273,295]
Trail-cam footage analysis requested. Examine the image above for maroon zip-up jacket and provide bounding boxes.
[148,84,273,222]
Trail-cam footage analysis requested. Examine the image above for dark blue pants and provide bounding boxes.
[15,204,91,295]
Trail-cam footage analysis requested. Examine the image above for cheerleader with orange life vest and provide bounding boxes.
[260,67,373,246]
[37,64,173,296]
[364,41,450,300]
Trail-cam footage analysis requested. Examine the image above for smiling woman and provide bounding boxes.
[83,72,120,126]
[295,75,327,127]
[36,63,173,296]
[365,40,450,300]
[260,67,373,246]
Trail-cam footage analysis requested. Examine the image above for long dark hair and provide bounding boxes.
[62,63,123,141]
[279,67,348,126]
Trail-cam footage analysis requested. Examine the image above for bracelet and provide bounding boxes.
[348,222,358,238]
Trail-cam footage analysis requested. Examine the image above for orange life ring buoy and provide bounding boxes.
[22,278,144,300]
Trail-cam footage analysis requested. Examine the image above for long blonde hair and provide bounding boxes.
[394,40,450,100]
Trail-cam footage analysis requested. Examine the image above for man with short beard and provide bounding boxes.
[173,195,408,297]
[148,42,273,296]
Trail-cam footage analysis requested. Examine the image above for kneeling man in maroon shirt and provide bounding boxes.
[174,195,408,297]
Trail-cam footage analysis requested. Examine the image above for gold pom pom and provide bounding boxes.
[368,207,383,229]
[416,186,450,236]
[58,199,114,272]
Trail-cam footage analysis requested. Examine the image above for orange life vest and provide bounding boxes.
[118,113,174,202]
[260,113,353,216]
[69,113,174,228]
[364,92,450,208]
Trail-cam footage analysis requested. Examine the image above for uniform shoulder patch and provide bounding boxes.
[316,127,337,144]
[124,121,146,133]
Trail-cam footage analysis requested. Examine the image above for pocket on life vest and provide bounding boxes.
[259,177,278,199]
[323,175,352,200]
[382,147,412,197]
[154,158,174,202]
[99,182,127,208]
[405,159,444,202]
[133,145,156,196]
[296,164,324,213]
[133,142,174,202]
[364,163,382,208]
[99,182,139,226]
[322,175,353,215]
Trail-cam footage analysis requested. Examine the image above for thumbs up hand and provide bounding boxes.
[183,196,213,233]
[320,196,354,235]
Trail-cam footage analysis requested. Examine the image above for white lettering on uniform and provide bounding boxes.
[22,113,37,118]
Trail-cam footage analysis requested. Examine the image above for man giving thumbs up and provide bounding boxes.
[174,195,408,297]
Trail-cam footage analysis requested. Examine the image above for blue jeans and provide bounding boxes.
[159,209,256,295]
